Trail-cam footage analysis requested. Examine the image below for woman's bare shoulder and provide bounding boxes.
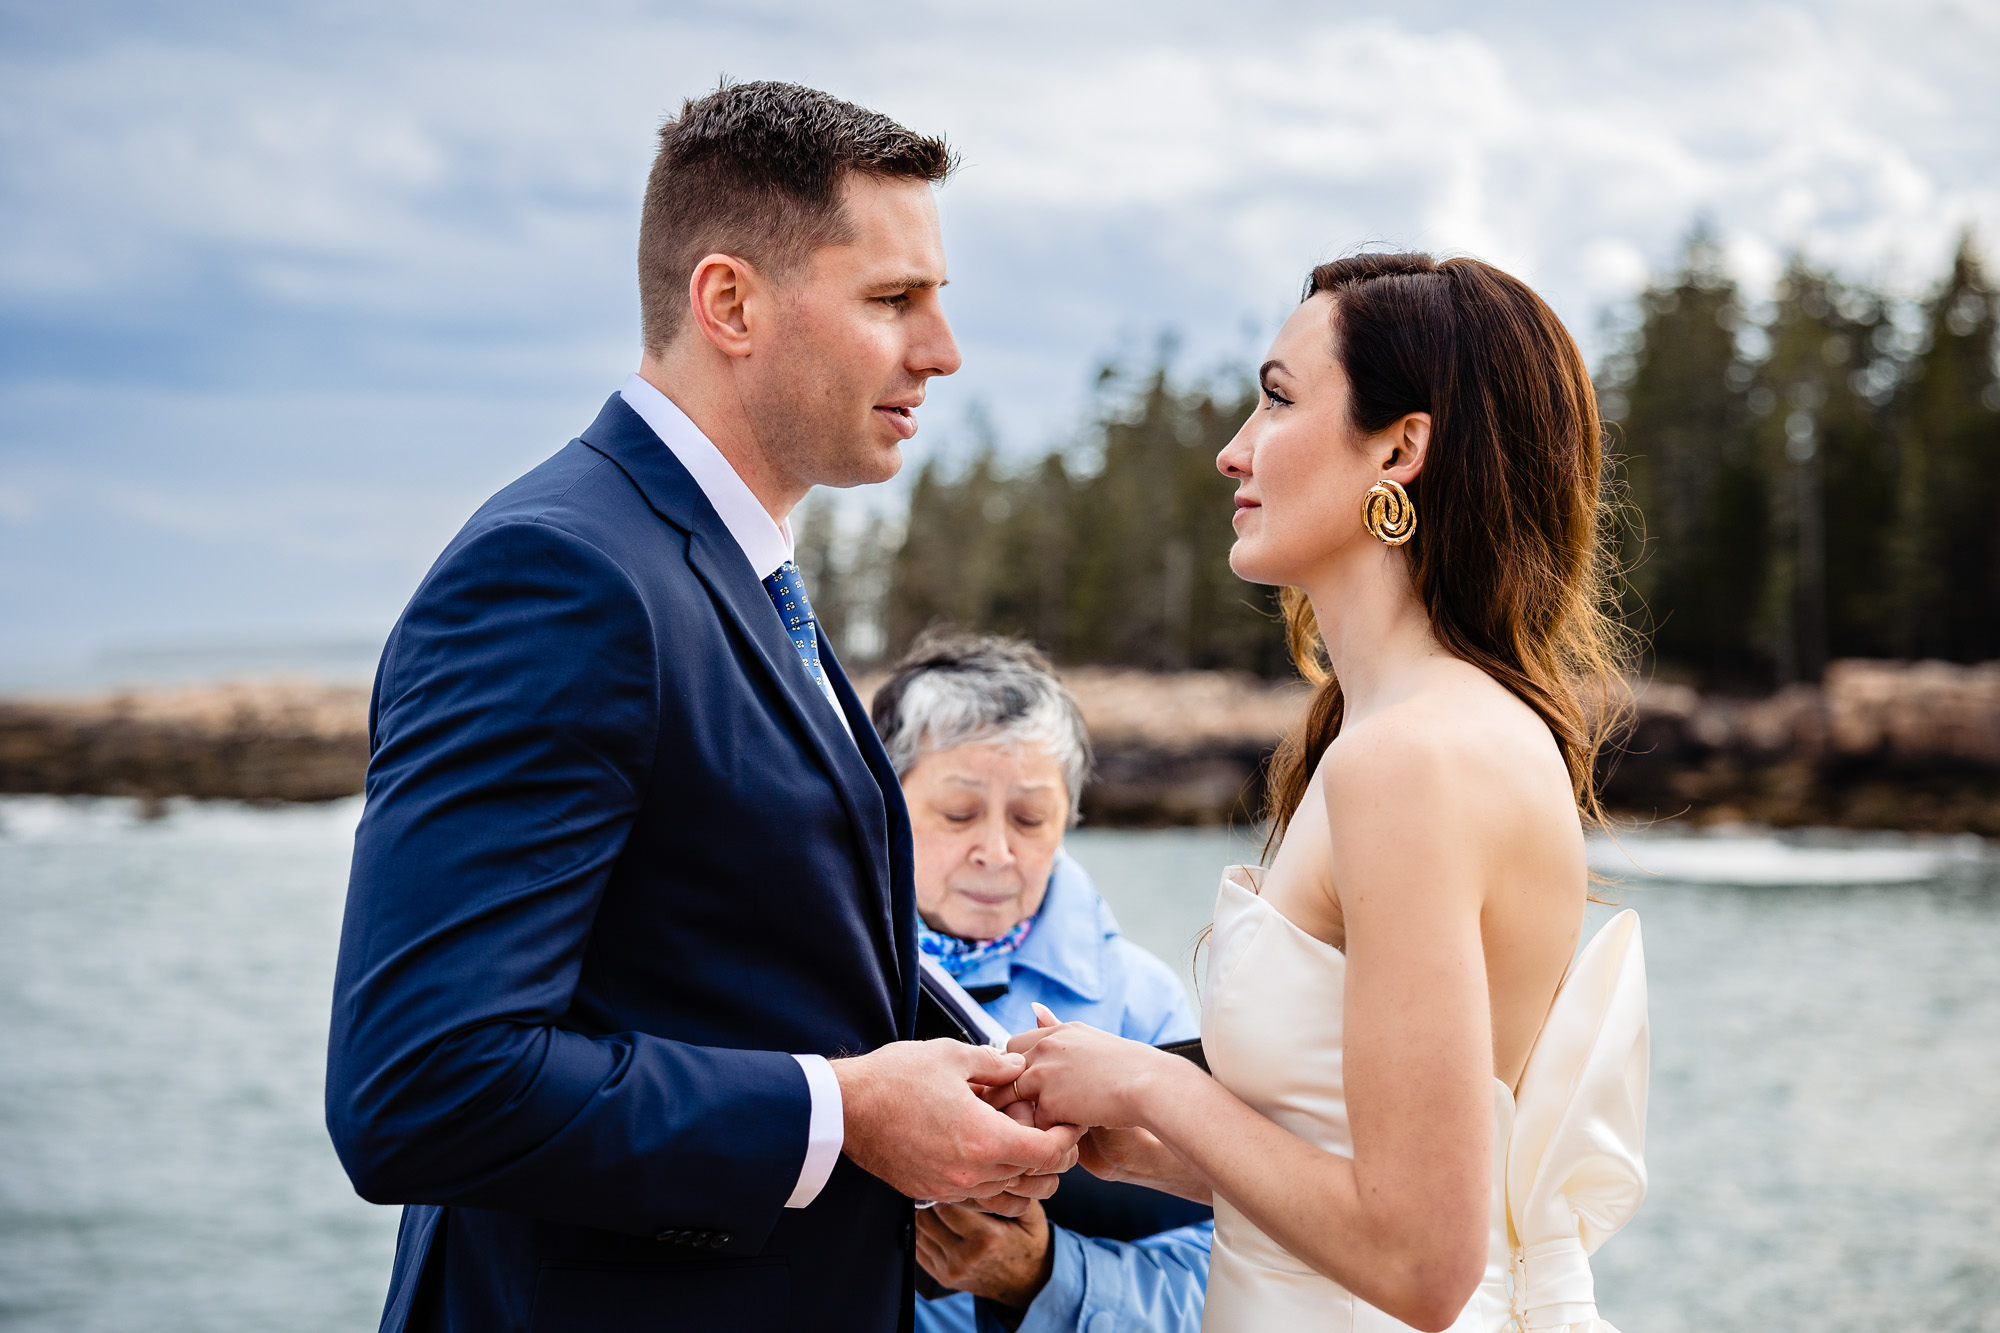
[1328,679,1548,789]
[1320,670,1575,859]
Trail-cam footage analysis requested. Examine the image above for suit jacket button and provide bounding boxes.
[710,1232,730,1248]
[654,1229,679,1243]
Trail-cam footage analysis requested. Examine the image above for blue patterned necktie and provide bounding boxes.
[761,560,829,694]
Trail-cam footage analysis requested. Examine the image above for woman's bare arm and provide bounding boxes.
[1012,725,1497,1331]
[1076,1125,1212,1203]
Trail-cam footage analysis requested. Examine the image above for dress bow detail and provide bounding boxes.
[1503,909,1648,1333]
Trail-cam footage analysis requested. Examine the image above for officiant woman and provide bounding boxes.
[871,631,1213,1333]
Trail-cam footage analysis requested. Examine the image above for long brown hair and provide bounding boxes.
[1262,253,1633,852]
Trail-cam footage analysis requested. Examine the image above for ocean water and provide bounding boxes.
[1,798,1997,1331]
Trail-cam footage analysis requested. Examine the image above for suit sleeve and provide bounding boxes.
[324,518,810,1248]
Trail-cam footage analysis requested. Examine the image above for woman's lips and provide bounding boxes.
[953,886,1018,905]
[874,405,918,440]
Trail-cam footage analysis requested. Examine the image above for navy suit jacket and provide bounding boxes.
[326,394,919,1333]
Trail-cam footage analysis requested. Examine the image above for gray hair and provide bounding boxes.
[870,630,1093,823]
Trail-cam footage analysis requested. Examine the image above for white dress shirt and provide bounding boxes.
[620,372,847,1210]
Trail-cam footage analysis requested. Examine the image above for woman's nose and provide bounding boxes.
[1217,426,1252,478]
[968,817,1015,866]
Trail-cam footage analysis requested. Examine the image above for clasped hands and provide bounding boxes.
[905,1006,1198,1309]
[837,1002,1189,1217]
[834,1035,1079,1218]
[981,1002,1197,1192]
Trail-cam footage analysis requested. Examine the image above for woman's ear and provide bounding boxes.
[1378,412,1432,483]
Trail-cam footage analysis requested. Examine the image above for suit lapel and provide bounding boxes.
[682,522,898,893]
[823,649,914,1008]
[577,395,900,986]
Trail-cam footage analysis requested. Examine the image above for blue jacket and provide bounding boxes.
[326,394,918,1333]
[915,853,1212,1333]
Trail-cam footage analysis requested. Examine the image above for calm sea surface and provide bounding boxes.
[2,797,1997,1331]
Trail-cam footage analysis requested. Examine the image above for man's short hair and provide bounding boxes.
[638,81,955,351]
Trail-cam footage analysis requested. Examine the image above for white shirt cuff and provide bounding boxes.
[785,1053,844,1208]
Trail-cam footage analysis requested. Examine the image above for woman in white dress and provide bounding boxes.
[1001,253,1648,1332]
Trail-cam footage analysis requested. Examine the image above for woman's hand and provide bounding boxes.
[1006,1002,1194,1131]
[1080,1125,1213,1204]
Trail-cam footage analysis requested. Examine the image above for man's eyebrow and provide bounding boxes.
[867,275,948,294]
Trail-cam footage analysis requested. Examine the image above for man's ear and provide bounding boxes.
[686,253,761,359]
[1379,412,1432,484]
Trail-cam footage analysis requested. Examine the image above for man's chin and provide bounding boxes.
[820,441,904,489]
[865,443,905,483]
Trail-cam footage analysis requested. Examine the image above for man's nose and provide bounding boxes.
[914,308,963,380]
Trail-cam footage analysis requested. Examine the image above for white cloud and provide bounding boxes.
[1,0,1996,668]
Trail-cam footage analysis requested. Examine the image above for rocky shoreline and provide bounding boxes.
[0,682,370,807]
[1605,660,2000,836]
[1,661,1996,834]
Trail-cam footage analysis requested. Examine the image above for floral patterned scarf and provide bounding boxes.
[917,913,1036,978]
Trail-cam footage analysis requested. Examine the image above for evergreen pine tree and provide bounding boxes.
[1892,233,2000,660]
[1751,259,1898,679]
[792,495,848,652]
[884,443,1012,649]
[1604,227,1766,686]
[883,367,1285,674]
[1064,370,1282,672]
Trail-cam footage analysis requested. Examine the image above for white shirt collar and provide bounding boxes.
[620,372,794,580]
[618,374,853,742]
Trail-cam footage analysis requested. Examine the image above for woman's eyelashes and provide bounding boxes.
[1262,383,1293,408]
[936,800,1054,830]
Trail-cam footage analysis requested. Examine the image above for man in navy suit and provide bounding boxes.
[325,82,1082,1333]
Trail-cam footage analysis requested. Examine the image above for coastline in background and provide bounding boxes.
[2,658,1996,833]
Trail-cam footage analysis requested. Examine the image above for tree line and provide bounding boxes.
[801,230,2000,691]
[797,369,1294,678]
[1607,229,1999,688]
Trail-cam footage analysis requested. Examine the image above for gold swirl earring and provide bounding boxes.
[1361,479,1417,545]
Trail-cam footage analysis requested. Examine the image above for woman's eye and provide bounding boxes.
[1263,387,1292,408]
[942,810,979,824]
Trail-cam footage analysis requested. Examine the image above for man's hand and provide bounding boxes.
[834,1039,1082,1204]
[914,1201,1055,1310]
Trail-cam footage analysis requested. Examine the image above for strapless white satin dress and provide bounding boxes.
[1201,866,1647,1333]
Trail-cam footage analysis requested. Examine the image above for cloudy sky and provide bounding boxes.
[2,0,1994,685]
